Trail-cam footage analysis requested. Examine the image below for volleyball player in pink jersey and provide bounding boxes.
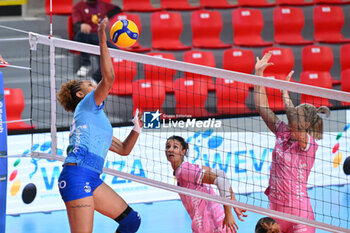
[254,52,330,233]
[165,135,247,233]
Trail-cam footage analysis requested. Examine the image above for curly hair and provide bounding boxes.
[255,217,280,233]
[297,103,330,140]
[57,80,83,113]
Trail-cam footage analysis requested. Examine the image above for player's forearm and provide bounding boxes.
[119,130,140,155]
[254,85,270,112]
[224,205,234,217]
[99,22,115,87]
[282,90,298,126]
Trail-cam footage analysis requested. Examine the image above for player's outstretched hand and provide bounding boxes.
[98,17,108,43]
[233,207,248,222]
[223,213,238,233]
[255,52,273,76]
[284,70,294,82]
[132,108,143,133]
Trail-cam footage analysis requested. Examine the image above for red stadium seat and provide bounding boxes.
[341,69,350,106]
[199,0,237,8]
[161,0,200,10]
[144,52,176,93]
[191,10,231,49]
[237,0,275,7]
[45,0,73,15]
[261,48,295,110]
[313,0,350,4]
[223,48,255,75]
[109,58,137,96]
[110,13,151,53]
[276,0,314,5]
[215,78,251,115]
[223,48,255,89]
[302,45,340,85]
[183,50,216,91]
[123,0,160,12]
[4,88,36,131]
[273,7,313,45]
[262,47,295,110]
[232,8,273,47]
[313,5,350,43]
[151,11,192,51]
[173,78,211,117]
[300,71,333,107]
[262,47,295,78]
[340,43,350,71]
[132,80,166,113]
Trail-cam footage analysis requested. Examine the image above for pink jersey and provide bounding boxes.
[175,162,226,233]
[265,120,318,208]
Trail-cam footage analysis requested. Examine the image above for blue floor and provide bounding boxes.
[6,185,350,233]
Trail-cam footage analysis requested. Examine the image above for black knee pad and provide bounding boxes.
[115,206,141,233]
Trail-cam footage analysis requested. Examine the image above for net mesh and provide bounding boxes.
[28,33,350,232]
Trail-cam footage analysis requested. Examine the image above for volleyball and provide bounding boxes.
[110,19,139,48]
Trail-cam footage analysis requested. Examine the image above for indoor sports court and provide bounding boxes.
[1,0,350,233]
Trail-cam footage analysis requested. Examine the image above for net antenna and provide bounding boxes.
[29,33,350,233]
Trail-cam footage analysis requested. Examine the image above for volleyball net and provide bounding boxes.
[6,32,350,232]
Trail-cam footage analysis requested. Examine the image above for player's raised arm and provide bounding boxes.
[254,52,279,134]
[94,18,115,106]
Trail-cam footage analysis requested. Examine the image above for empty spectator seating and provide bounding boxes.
[223,48,255,89]
[262,47,295,78]
[238,0,275,7]
[109,58,137,95]
[300,71,333,107]
[144,52,176,93]
[340,43,350,71]
[191,10,231,49]
[273,7,313,45]
[151,11,192,50]
[223,48,255,75]
[341,69,350,106]
[313,0,350,4]
[132,80,166,113]
[173,78,211,117]
[161,0,200,10]
[276,0,314,5]
[4,88,36,131]
[302,45,340,85]
[313,5,350,43]
[183,50,216,91]
[215,78,251,115]
[123,0,160,12]
[232,8,273,47]
[199,0,237,8]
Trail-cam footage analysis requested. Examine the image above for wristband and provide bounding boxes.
[214,176,231,199]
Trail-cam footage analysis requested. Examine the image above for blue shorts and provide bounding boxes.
[58,165,103,202]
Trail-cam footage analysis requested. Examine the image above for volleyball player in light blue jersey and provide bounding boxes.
[57,18,142,233]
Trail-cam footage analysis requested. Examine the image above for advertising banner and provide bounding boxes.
[0,72,8,233]
[6,111,350,214]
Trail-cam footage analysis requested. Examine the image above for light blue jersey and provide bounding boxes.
[64,90,113,174]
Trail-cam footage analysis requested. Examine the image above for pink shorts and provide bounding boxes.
[270,200,315,233]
